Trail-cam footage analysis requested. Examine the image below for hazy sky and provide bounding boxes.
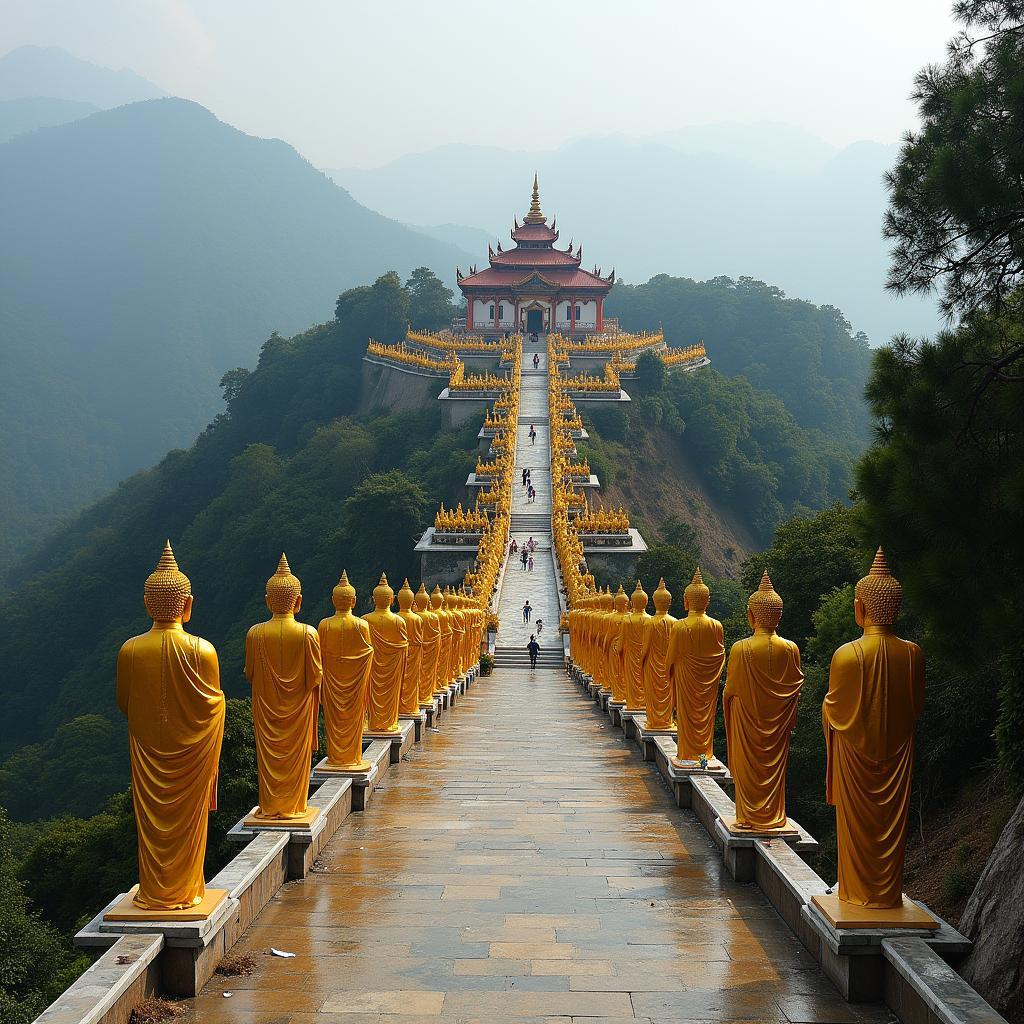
[2,0,959,168]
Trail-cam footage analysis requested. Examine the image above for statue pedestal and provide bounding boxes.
[811,894,939,931]
[652,736,733,808]
[607,699,626,728]
[620,707,645,739]
[312,738,391,810]
[242,806,321,829]
[103,886,228,922]
[632,715,676,762]
[713,816,808,883]
[400,710,427,742]
[364,719,414,763]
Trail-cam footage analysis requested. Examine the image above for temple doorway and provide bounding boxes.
[526,309,543,334]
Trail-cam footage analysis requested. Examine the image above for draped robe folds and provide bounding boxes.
[823,631,924,908]
[723,634,803,829]
[621,610,651,710]
[317,613,374,768]
[117,626,225,910]
[363,613,408,733]
[398,610,423,715]
[435,611,453,692]
[449,609,466,680]
[417,611,441,705]
[667,614,725,761]
[641,613,676,729]
[607,612,629,701]
[245,618,322,818]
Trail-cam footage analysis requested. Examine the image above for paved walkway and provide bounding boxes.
[497,347,560,650]
[186,669,890,1024]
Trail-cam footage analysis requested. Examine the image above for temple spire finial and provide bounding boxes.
[525,173,546,224]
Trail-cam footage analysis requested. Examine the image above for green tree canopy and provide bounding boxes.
[406,267,456,332]
[634,349,667,395]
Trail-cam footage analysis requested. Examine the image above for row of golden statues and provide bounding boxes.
[366,339,454,373]
[550,353,926,922]
[118,547,489,913]
[573,504,631,535]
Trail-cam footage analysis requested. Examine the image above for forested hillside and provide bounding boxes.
[0,97,468,574]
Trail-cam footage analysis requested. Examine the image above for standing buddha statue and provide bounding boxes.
[722,571,803,831]
[415,583,440,707]
[363,573,408,733]
[317,570,373,771]
[818,548,927,922]
[115,541,225,911]
[641,579,677,730]
[396,579,423,716]
[244,554,322,820]
[432,585,453,693]
[446,588,467,681]
[606,586,631,703]
[667,568,726,768]
[621,581,651,711]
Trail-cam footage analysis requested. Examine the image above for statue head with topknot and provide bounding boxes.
[372,572,394,611]
[144,540,192,622]
[747,570,783,631]
[414,582,430,612]
[266,553,302,615]
[630,580,648,612]
[653,578,672,614]
[430,584,444,610]
[683,567,710,613]
[332,569,357,612]
[397,578,415,612]
[855,548,902,627]
[613,585,629,613]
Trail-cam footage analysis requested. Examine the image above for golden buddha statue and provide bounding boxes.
[595,586,615,689]
[431,585,453,693]
[244,554,322,821]
[821,549,925,914]
[606,586,631,702]
[317,570,373,771]
[722,571,803,831]
[363,573,408,733]
[415,583,440,706]
[396,579,423,716]
[621,581,651,711]
[445,587,466,681]
[641,579,677,730]
[667,568,726,767]
[116,541,225,911]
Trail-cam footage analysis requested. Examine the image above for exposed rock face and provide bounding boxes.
[960,792,1024,1021]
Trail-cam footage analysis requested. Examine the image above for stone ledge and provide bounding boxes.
[36,933,163,1024]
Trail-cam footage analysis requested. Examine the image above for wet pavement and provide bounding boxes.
[185,668,892,1024]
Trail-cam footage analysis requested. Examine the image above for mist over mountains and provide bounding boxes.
[328,129,941,346]
[0,96,468,573]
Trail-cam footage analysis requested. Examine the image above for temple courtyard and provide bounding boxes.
[183,666,892,1024]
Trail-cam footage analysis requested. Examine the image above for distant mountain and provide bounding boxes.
[0,97,470,575]
[0,45,165,107]
[327,131,940,345]
[408,221,494,257]
[0,96,99,143]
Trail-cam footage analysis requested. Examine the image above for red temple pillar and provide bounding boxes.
[514,299,520,333]
[493,296,499,334]
[569,296,576,337]
[467,294,474,331]
[596,297,604,332]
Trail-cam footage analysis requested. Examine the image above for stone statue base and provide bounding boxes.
[319,758,373,775]
[671,756,727,776]
[722,816,799,838]
[811,893,939,930]
[104,885,228,922]
[243,806,321,828]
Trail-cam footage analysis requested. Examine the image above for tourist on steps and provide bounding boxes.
[527,635,540,670]
[528,554,535,572]
[521,467,528,486]
[521,549,528,570]
[536,618,543,635]
[533,353,540,369]
[523,600,532,623]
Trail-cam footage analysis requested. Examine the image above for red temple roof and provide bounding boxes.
[458,266,612,291]
[510,222,558,243]
[490,247,579,267]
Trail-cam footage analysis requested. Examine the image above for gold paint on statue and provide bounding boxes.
[363,573,408,733]
[244,553,322,821]
[667,568,725,766]
[641,579,677,730]
[606,586,631,702]
[317,570,373,771]
[115,541,225,913]
[446,588,466,682]
[819,548,928,918]
[621,581,651,710]
[432,585,453,693]
[723,571,803,831]
[415,584,440,707]
[396,579,423,716]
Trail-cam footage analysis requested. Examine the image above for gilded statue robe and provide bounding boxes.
[363,612,408,732]
[317,612,373,768]
[667,614,725,761]
[641,612,676,729]
[398,608,423,715]
[606,610,629,701]
[435,608,453,692]
[417,608,441,705]
[621,609,651,710]
[245,617,322,818]
[823,629,924,907]
[117,625,225,910]
[723,634,803,829]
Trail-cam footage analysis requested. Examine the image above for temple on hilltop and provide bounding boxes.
[457,175,614,337]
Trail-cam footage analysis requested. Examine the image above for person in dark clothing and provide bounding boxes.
[527,635,540,669]
[522,467,528,486]
[523,600,532,622]
[521,549,528,570]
